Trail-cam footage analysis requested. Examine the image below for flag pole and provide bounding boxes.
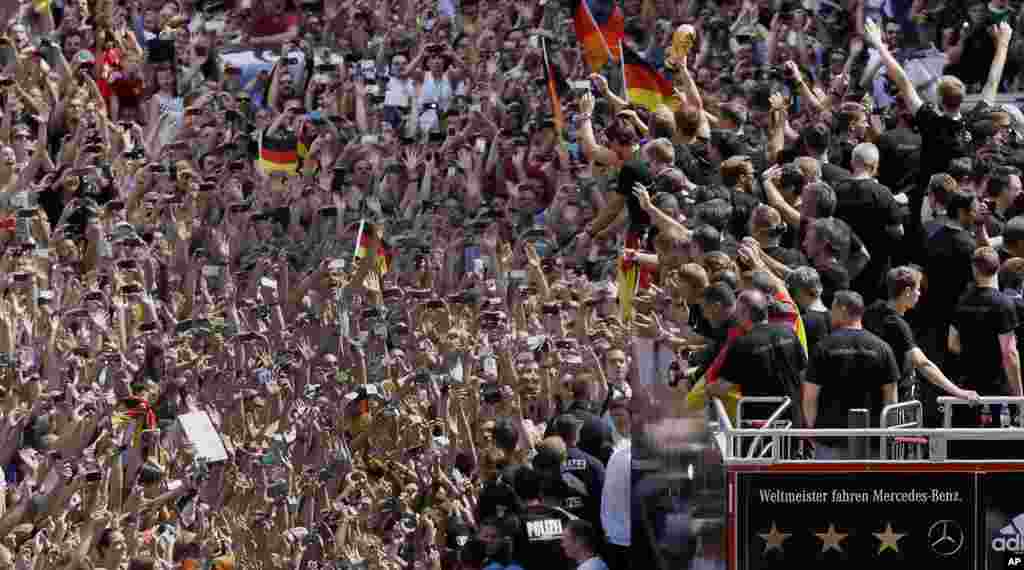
[353,218,366,260]
[620,40,628,103]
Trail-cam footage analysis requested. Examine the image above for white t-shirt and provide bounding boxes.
[385,77,414,108]
[601,442,631,546]
[418,71,452,109]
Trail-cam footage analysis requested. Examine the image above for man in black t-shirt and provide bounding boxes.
[690,283,738,375]
[950,247,1021,457]
[580,157,654,248]
[920,191,987,367]
[711,289,807,422]
[950,247,1021,400]
[876,97,922,194]
[785,266,832,354]
[864,266,979,425]
[802,290,900,458]
[513,466,576,570]
[750,204,807,268]
[547,415,605,503]
[832,143,904,303]
[532,438,597,530]
[802,217,852,308]
[778,123,853,187]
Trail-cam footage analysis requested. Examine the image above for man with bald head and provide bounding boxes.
[707,288,807,421]
[833,142,905,303]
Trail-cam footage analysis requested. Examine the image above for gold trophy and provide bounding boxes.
[666,24,696,70]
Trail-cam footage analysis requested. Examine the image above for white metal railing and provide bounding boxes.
[879,400,923,460]
[939,396,1024,428]
[710,396,1024,463]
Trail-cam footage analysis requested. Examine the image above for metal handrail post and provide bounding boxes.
[744,398,793,459]
[736,396,791,429]
[711,398,734,459]
[880,400,923,428]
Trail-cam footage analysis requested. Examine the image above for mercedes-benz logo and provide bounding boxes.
[927,520,964,557]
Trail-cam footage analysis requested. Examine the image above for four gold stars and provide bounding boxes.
[759,522,792,553]
[873,522,906,553]
[815,523,849,553]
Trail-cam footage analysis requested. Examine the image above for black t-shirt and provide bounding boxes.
[718,322,807,397]
[833,177,903,299]
[816,260,850,308]
[822,162,853,187]
[673,141,713,187]
[692,317,738,371]
[920,223,977,328]
[615,159,655,233]
[515,504,576,570]
[1006,291,1024,363]
[863,300,916,378]
[952,285,1019,394]
[833,177,903,256]
[802,308,832,353]
[806,327,901,430]
[877,127,922,192]
[914,103,973,191]
[763,244,807,268]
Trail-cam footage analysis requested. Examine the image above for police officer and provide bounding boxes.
[514,466,577,570]
[548,415,606,505]
[532,438,599,529]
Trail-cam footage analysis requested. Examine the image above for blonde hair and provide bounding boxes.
[937,76,965,110]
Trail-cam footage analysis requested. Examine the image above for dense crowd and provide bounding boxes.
[1,0,1023,568]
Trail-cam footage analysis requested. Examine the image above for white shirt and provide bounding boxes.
[384,77,413,108]
[601,442,631,546]
[578,557,609,570]
[418,71,452,109]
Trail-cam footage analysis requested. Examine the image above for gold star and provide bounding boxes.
[759,522,792,553]
[873,522,906,554]
[815,523,848,553]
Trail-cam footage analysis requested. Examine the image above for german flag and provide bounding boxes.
[622,44,674,111]
[354,219,389,276]
[572,0,625,72]
[258,132,299,175]
[542,38,567,138]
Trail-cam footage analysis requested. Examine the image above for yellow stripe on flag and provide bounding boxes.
[617,256,638,322]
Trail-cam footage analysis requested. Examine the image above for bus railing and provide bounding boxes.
[939,395,1024,428]
[710,396,1024,463]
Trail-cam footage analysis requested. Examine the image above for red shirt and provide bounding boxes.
[92,47,122,102]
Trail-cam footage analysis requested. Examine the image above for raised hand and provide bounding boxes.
[632,182,653,211]
[863,19,884,50]
[991,21,1014,48]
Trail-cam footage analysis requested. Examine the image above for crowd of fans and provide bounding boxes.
[0,0,1023,567]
